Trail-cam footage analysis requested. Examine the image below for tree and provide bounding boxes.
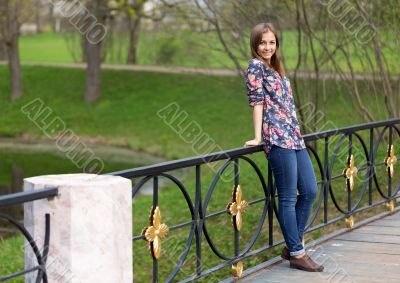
[126,3,143,64]
[161,0,400,131]
[116,0,147,64]
[0,40,6,61]
[0,0,24,100]
[112,0,158,64]
[34,0,42,33]
[83,0,162,101]
[298,0,400,121]
[83,0,108,102]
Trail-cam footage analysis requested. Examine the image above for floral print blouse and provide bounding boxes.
[245,58,306,158]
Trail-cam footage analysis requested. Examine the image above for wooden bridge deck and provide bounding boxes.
[236,210,400,283]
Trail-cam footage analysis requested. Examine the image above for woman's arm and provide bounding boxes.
[252,104,263,142]
[244,104,263,147]
[244,60,265,147]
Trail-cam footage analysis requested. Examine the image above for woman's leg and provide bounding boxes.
[295,148,318,243]
[268,145,305,256]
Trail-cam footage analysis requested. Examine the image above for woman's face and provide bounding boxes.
[257,31,276,64]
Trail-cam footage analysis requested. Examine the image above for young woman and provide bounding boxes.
[244,22,324,272]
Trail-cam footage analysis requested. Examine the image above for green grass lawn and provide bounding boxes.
[0,65,393,160]
[0,65,398,282]
[18,31,400,74]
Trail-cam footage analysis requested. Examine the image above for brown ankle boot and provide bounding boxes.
[290,254,324,272]
[281,246,290,260]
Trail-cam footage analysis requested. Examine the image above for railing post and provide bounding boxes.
[152,176,159,283]
[347,134,352,212]
[268,163,274,245]
[195,165,202,276]
[388,126,393,197]
[23,173,133,283]
[369,128,374,205]
[234,159,239,257]
[324,137,329,224]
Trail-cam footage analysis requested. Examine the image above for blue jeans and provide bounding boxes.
[267,144,318,256]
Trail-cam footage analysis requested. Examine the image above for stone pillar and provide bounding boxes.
[24,174,132,283]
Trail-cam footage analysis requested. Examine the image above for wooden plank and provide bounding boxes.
[383,213,400,221]
[239,263,338,283]
[329,275,400,283]
[335,232,400,244]
[368,223,400,227]
[321,239,400,254]
[366,219,400,226]
[354,225,400,235]
[320,259,400,278]
[308,247,400,264]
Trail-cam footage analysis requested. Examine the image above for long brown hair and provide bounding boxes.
[250,23,285,78]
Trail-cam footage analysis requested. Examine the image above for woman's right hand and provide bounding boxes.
[244,138,262,148]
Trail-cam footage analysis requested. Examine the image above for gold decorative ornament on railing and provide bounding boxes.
[345,215,354,228]
[343,154,358,191]
[232,261,243,277]
[384,144,397,178]
[227,185,249,231]
[142,206,169,260]
[385,199,395,212]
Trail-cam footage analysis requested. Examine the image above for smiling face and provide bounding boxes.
[256,31,277,65]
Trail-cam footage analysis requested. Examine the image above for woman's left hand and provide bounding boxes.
[244,138,262,148]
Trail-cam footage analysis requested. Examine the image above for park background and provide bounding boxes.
[0,0,399,282]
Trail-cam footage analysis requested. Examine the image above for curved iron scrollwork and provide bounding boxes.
[108,118,400,283]
[0,188,56,283]
[203,156,269,261]
[131,173,196,282]
[0,213,50,282]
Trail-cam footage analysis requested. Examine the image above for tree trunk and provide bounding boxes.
[0,42,6,60]
[6,7,22,100]
[49,4,54,31]
[84,0,107,103]
[84,40,102,102]
[35,0,42,34]
[7,36,22,100]
[82,33,88,63]
[127,13,141,64]
[11,164,23,193]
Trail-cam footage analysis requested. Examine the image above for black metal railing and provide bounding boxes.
[0,188,58,282]
[109,117,400,282]
[1,118,398,282]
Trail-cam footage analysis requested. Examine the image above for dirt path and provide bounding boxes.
[1,61,399,80]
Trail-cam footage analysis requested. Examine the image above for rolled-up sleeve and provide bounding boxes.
[245,61,265,107]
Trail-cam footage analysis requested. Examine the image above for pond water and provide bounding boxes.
[0,139,166,238]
